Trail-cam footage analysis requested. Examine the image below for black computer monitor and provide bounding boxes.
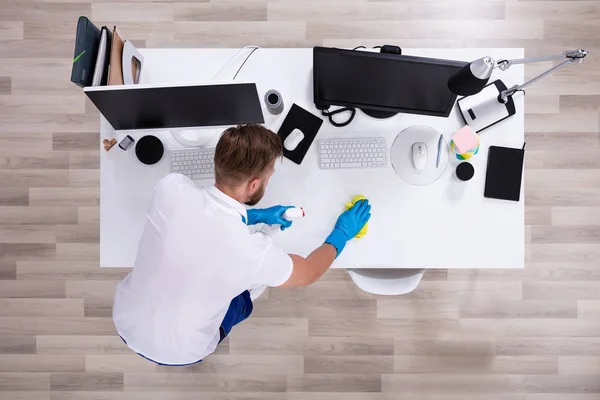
[84,82,264,131]
[313,47,467,118]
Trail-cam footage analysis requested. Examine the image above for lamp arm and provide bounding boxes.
[496,49,588,103]
[496,49,588,71]
[498,59,573,102]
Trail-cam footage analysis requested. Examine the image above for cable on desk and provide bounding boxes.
[232,47,260,80]
[321,107,356,128]
[212,45,260,80]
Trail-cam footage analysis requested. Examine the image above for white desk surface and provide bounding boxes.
[100,48,524,269]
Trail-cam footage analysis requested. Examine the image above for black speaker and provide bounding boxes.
[135,135,164,165]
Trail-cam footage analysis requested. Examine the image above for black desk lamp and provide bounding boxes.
[447,49,589,132]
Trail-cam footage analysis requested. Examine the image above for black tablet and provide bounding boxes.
[484,145,525,202]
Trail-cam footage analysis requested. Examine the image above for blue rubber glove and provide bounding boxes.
[247,205,294,231]
[325,199,371,257]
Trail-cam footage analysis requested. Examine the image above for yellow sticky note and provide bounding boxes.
[344,195,368,238]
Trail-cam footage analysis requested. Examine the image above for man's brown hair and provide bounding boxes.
[214,124,283,185]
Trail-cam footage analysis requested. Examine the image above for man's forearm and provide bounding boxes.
[285,244,336,287]
[305,243,337,283]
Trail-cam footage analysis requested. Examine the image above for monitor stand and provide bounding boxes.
[171,127,223,148]
[361,109,398,119]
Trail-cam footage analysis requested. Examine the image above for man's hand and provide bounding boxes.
[247,205,294,230]
[324,199,371,257]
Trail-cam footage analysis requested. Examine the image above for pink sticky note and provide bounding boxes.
[451,126,479,153]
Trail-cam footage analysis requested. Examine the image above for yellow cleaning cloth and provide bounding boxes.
[344,195,368,238]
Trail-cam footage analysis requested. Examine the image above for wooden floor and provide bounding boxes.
[1,0,600,398]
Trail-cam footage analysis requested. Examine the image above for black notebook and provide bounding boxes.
[484,145,525,202]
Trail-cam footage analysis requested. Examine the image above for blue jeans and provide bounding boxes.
[122,290,253,366]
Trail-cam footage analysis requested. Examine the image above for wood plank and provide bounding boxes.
[578,300,600,318]
[29,188,99,207]
[531,244,600,262]
[0,260,16,279]
[76,207,99,224]
[85,355,156,373]
[174,3,267,21]
[23,21,78,41]
[55,243,99,262]
[156,355,304,374]
[173,22,306,45]
[124,373,286,392]
[65,281,116,299]
[286,374,381,393]
[0,2,90,21]
[0,299,83,317]
[230,336,394,356]
[0,317,115,335]
[0,355,84,372]
[523,282,600,300]
[50,373,123,391]
[532,226,600,244]
[0,225,56,244]
[0,132,52,152]
[377,299,459,319]
[0,373,50,391]
[272,2,505,20]
[55,224,99,244]
[0,170,68,188]
[393,355,557,374]
[459,299,577,318]
[0,151,69,170]
[68,151,99,170]
[307,20,543,40]
[559,356,600,375]
[52,132,99,151]
[252,298,376,318]
[303,355,393,374]
[0,243,56,261]
[552,207,600,225]
[68,170,99,187]
[310,318,459,337]
[92,3,173,21]
[497,337,600,356]
[0,335,36,354]
[0,95,84,115]
[0,21,24,40]
[0,188,29,206]
[36,336,129,355]
[0,281,64,299]
[448,262,600,281]
[16,261,128,281]
[0,76,11,94]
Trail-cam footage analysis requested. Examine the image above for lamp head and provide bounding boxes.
[448,57,495,96]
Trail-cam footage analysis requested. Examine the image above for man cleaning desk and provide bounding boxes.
[112,124,371,365]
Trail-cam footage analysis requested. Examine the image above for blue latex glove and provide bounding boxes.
[247,205,294,231]
[325,199,371,257]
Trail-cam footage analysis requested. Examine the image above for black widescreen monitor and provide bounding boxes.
[84,82,264,131]
[313,47,467,118]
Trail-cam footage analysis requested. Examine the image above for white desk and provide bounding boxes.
[99,48,524,269]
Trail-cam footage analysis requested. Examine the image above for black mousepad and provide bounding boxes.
[277,104,323,165]
[484,145,525,201]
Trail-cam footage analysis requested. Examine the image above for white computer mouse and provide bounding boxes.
[412,142,428,171]
[284,129,304,151]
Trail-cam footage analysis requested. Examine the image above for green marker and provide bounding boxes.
[73,50,85,64]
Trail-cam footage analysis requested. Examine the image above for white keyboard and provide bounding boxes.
[170,148,215,180]
[318,137,387,170]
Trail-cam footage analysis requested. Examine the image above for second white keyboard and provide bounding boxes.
[318,137,387,170]
[170,148,215,180]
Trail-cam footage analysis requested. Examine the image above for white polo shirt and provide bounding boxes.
[112,174,293,365]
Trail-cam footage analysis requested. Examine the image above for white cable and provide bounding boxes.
[212,45,260,81]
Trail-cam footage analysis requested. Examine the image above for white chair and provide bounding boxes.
[347,268,425,295]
